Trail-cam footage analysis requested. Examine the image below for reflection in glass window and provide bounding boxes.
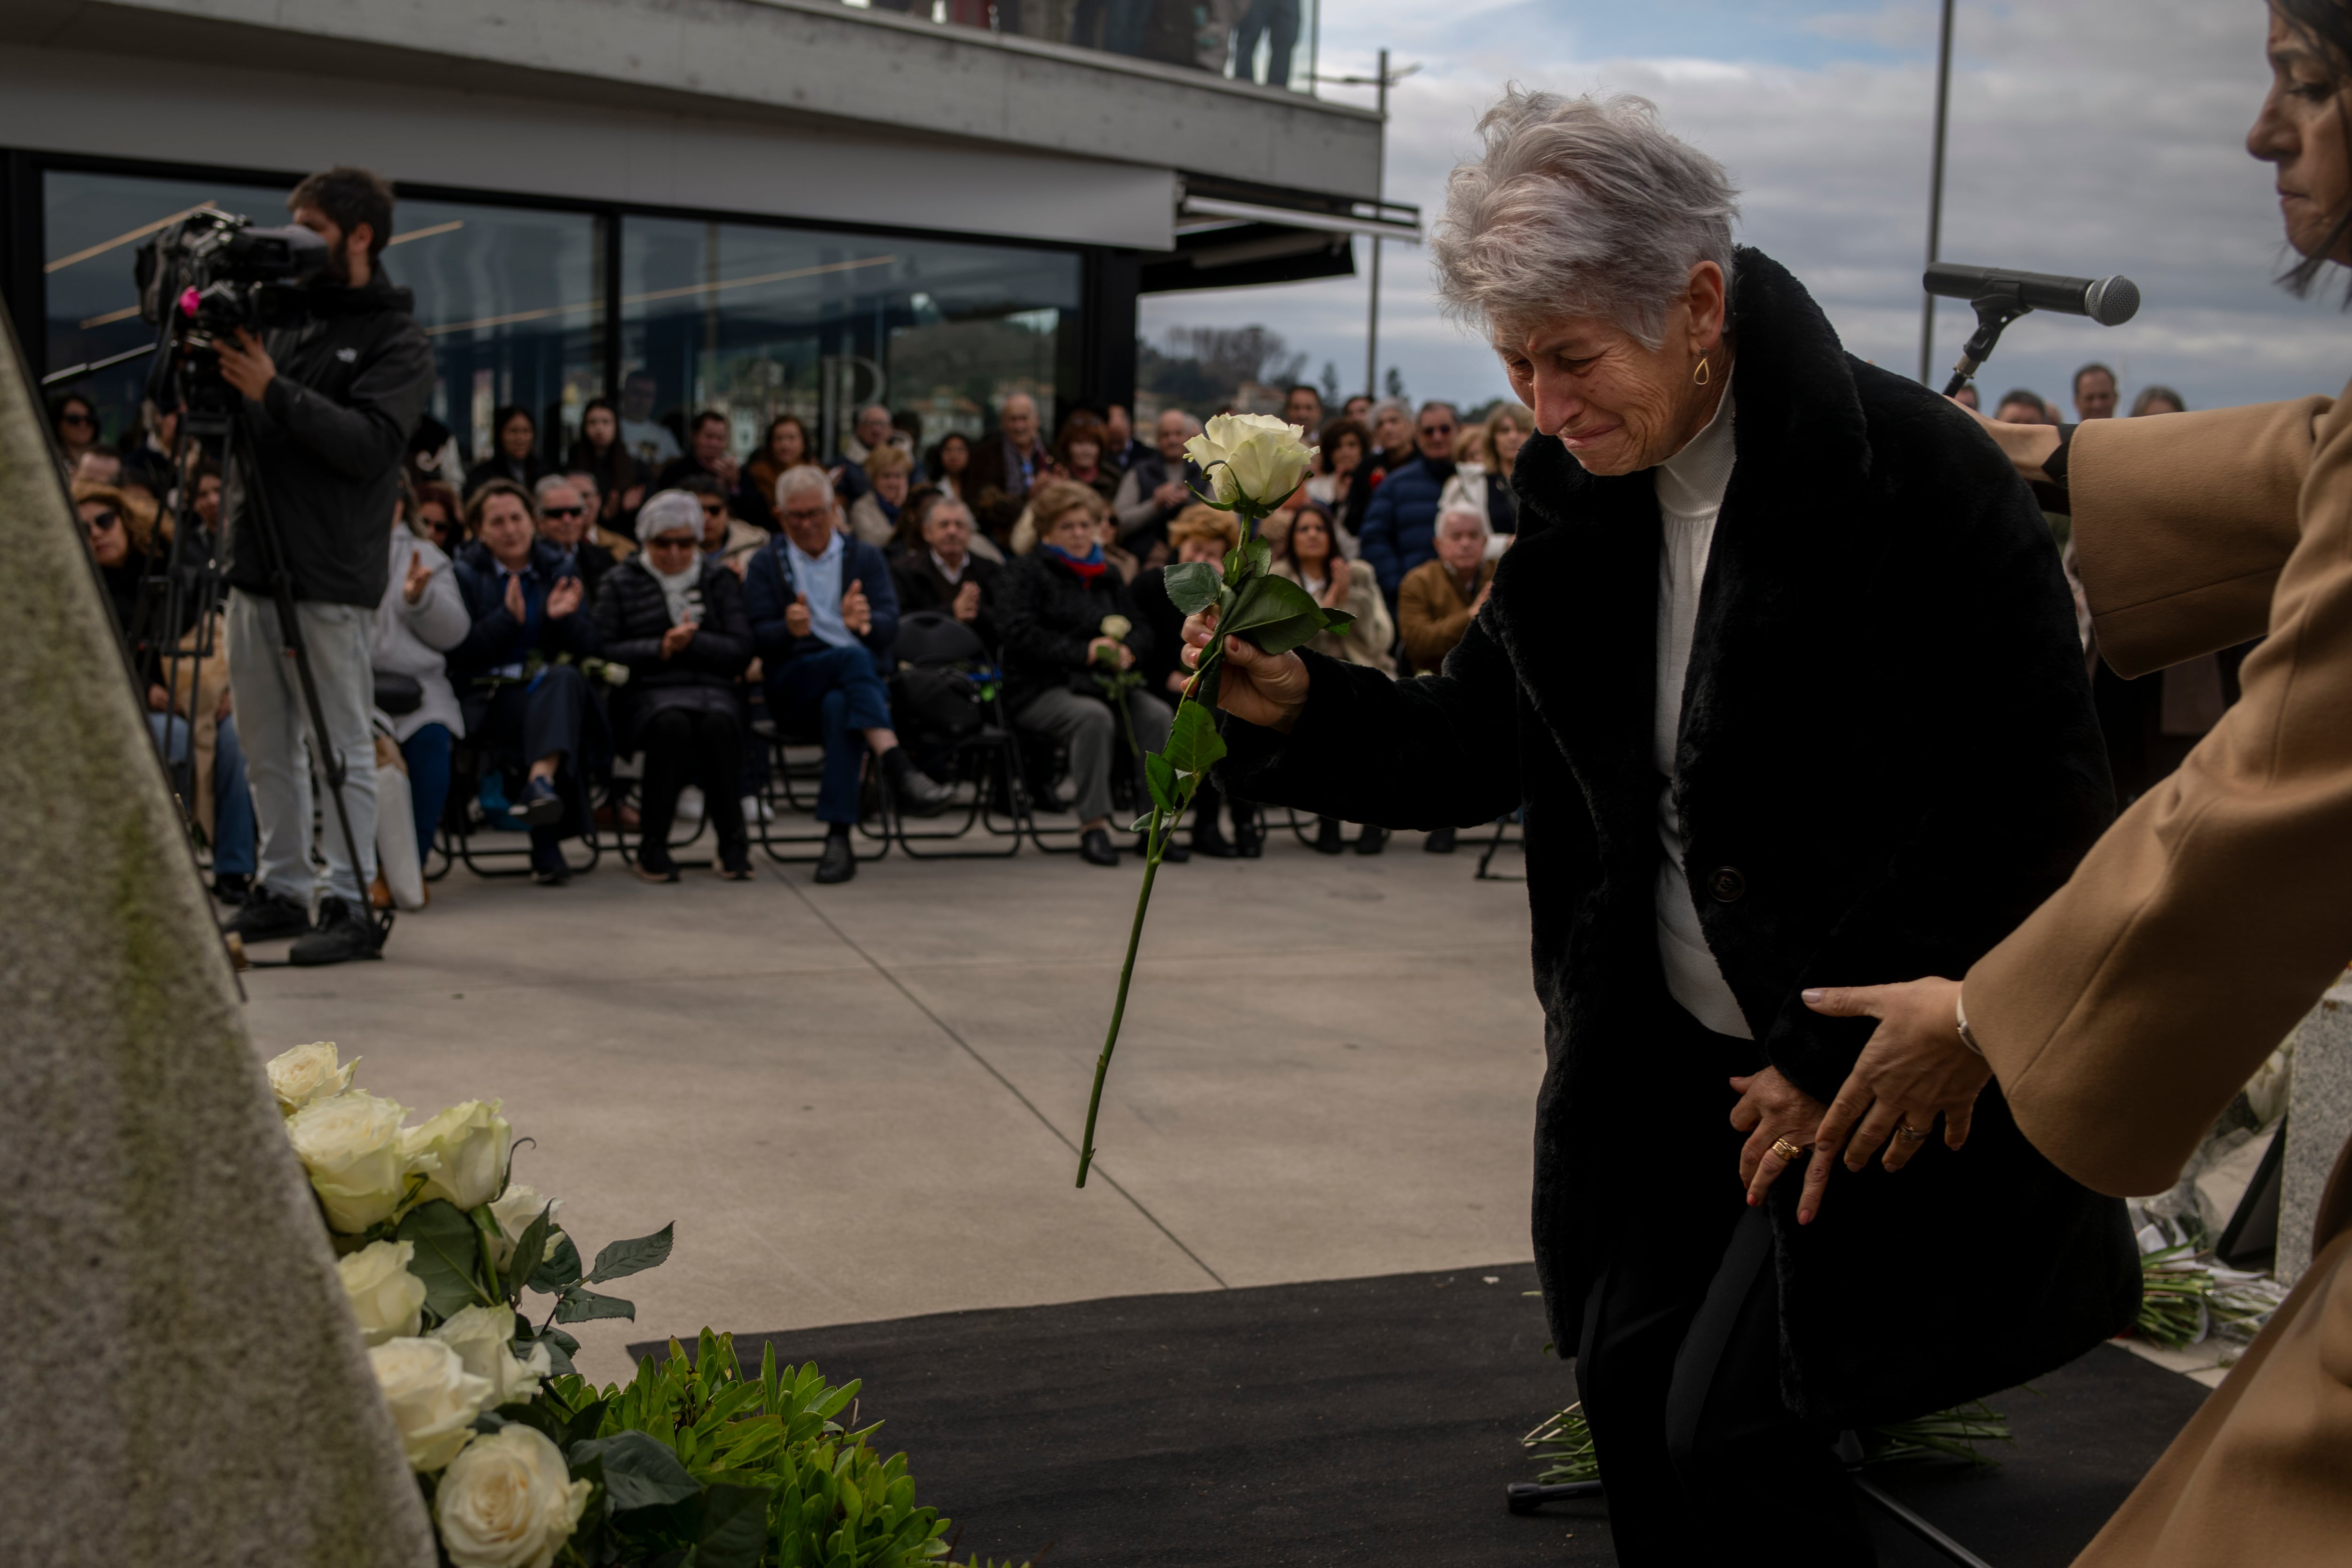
[43,170,290,451]
[394,200,604,471]
[620,219,1081,472]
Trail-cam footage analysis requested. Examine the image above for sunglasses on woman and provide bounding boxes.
[84,509,122,533]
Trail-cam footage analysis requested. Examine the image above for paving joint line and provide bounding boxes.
[778,873,1229,1289]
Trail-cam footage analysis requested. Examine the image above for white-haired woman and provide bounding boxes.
[1182,88,2135,1563]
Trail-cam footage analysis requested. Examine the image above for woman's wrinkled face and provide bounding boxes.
[2251,10,2352,266]
[500,414,535,462]
[1436,515,1486,574]
[877,470,910,506]
[1495,262,1726,478]
[584,407,617,447]
[1290,515,1332,567]
[1176,533,1226,566]
[479,493,535,568]
[1043,507,1097,555]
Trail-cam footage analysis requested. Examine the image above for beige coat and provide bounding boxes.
[1966,390,2352,1567]
[1272,557,1395,675]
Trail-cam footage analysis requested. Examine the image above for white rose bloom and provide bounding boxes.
[1184,413,1315,511]
[487,1185,563,1269]
[287,1090,412,1233]
[337,1239,427,1346]
[1098,614,1133,641]
[403,1099,512,1213]
[434,1425,593,1568]
[266,1041,357,1115]
[433,1304,553,1408]
[369,1336,494,1472]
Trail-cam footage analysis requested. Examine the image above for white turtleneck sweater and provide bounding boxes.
[1651,386,1750,1039]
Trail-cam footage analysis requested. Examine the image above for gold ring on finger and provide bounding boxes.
[1770,1137,1806,1163]
[1894,1125,1930,1142]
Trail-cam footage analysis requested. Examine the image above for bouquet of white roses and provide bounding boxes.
[1073,414,1350,1186]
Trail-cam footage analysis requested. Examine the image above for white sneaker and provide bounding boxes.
[741,794,774,824]
[677,786,705,820]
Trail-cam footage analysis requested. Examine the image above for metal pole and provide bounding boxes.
[1918,0,1956,386]
[1364,48,1389,400]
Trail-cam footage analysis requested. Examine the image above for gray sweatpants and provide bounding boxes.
[226,589,378,907]
[1016,685,1173,828]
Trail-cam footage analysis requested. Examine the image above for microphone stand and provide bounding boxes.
[1943,292,2034,398]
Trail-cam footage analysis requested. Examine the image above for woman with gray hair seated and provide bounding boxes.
[1179,88,2135,1562]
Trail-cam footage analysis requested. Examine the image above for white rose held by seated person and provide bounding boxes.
[337,1239,428,1345]
[403,1099,512,1211]
[432,1303,551,1407]
[434,1424,592,1568]
[487,1183,563,1269]
[369,1336,494,1471]
[287,1089,413,1233]
[266,1040,358,1114]
[1184,413,1317,509]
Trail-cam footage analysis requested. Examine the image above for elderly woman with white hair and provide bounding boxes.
[1182,89,2136,1562]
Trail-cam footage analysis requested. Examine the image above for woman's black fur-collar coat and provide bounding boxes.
[1224,248,2139,1426]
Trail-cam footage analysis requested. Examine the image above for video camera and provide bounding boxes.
[135,207,329,414]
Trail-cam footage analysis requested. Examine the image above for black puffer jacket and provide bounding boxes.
[590,557,752,750]
[222,269,434,608]
[995,552,1150,714]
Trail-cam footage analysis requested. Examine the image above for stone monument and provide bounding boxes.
[0,324,434,1566]
[2280,974,2352,1284]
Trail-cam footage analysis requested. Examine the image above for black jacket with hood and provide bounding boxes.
[222,268,434,608]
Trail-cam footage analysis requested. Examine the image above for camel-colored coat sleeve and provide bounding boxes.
[1965,389,2352,1198]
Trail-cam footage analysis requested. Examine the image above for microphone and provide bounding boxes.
[1923,263,2140,326]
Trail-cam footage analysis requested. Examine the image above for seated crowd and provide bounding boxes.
[62,362,2183,900]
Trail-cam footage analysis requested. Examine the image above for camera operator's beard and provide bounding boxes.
[322,237,357,287]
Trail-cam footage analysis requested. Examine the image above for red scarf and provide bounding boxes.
[1046,544,1108,584]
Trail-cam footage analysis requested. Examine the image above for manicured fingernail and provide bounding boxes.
[1801,988,1823,1003]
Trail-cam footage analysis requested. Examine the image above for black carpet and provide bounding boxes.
[637,1264,2210,1566]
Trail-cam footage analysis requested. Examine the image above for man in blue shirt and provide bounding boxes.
[742,465,954,883]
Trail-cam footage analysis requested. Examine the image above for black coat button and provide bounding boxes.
[1708,867,1747,903]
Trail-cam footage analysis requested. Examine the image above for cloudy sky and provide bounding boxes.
[1142,0,2341,416]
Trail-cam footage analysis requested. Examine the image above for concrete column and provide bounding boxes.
[2280,977,2352,1284]
[0,324,433,1566]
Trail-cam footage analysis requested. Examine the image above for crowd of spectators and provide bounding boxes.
[61,358,2207,905]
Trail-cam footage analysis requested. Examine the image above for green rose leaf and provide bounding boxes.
[1224,536,1271,587]
[1221,572,1323,645]
[528,1233,583,1295]
[505,1202,556,1304]
[586,1223,675,1285]
[555,1286,637,1324]
[1164,560,1222,616]
[694,1483,773,1568]
[571,1430,699,1512]
[1128,812,1155,834]
[397,1199,489,1317]
[1320,607,1357,635]
[1163,700,1227,778]
[1144,751,1178,812]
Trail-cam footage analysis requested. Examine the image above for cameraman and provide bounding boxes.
[215,166,433,964]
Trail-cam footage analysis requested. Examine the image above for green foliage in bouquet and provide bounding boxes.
[1075,414,1349,1187]
[2134,1243,2280,1350]
[1523,1398,2012,1486]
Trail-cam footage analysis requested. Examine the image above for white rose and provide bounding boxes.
[369,1336,493,1472]
[433,1304,552,1408]
[1099,614,1133,641]
[266,1041,357,1114]
[287,1090,412,1233]
[602,662,630,686]
[403,1099,512,1213]
[337,1239,427,1346]
[1184,412,1316,512]
[434,1425,593,1568]
[487,1185,563,1269]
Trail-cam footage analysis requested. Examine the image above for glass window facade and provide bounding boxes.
[38,167,1086,481]
[621,218,1081,468]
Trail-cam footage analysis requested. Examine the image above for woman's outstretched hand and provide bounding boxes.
[1181,603,1310,732]
[1765,978,1991,1225]
[1731,1066,1826,1210]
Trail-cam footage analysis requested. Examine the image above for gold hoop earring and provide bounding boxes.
[1693,356,1712,388]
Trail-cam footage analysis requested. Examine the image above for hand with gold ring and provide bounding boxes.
[1729,1066,1828,1210]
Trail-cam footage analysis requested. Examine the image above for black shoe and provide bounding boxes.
[1355,824,1389,855]
[883,750,956,817]
[815,833,857,884]
[1193,820,1243,858]
[288,897,383,966]
[515,775,564,828]
[634,854,680,883]
[1080,827,1120,867]
[1234,809,1265,859]
[1145,833,1190,863]
[212,872,252,905]
[530,843,571,886]
[225,884,310,943]
[1313,816,1345,855]
[716,835,755,881]
[1424,826,1458,854]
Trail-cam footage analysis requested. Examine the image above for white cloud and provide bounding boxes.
[1145,0,2342,415]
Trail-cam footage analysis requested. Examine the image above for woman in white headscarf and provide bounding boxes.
[590,489,756,880]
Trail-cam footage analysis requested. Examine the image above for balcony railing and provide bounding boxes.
[843,0,1322,94]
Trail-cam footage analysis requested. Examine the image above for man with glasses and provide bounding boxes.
[1358,401,1462,605]
[533,475,617,597]
[681,475,764,576]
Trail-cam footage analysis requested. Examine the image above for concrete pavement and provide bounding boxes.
[241,821,1547,1384]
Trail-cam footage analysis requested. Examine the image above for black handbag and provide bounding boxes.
[373,670,426,716]
[889,664,984,745]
